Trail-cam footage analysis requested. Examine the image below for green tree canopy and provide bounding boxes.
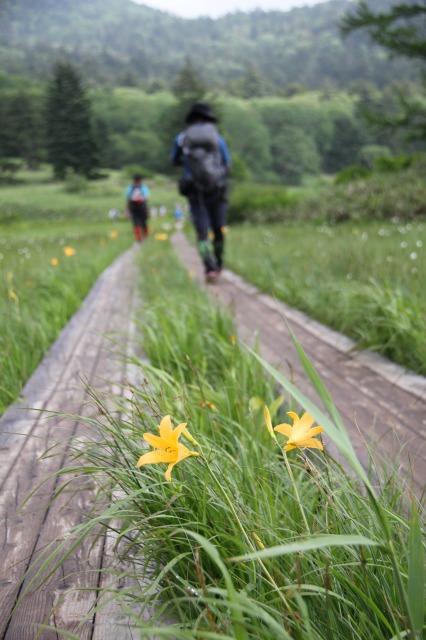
[271,126,321,185]
[222,102,271,177]
[45,62,98,178]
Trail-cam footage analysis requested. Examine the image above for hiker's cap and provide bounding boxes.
[185,102,217,124]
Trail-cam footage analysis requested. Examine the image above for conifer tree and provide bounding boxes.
[341,1,426,60]
[45,62,98,178]
[341,1,426,140]
[0,93,43,168]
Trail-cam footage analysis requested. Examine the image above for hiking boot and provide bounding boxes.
[205,270,218,283]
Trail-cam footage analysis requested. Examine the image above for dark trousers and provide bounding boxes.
[188,189,226,273]
[130,203,148,231]
[130,204,149,242]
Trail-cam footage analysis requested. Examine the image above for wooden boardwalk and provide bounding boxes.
[1,235,425,639]
[0,249,140,640]
[172,232,426,494]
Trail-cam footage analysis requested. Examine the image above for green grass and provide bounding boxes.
[0,165,179,224]
[0,219,131,413]
[225,219,426,374]
[25,236,424,639]
[0,165,183,414]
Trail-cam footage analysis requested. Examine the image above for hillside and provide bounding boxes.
[0,0,420,92]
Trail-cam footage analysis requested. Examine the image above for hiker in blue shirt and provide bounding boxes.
[125,174,150,243]
[171,102,231,282]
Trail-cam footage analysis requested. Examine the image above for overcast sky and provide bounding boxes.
[132,0,327,19]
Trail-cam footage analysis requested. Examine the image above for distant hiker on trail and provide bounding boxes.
[125,174,150,244]
[171,102,231,283]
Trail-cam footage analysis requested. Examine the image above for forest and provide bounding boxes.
[0,0,425,185]
[0,0,421,91]
[1,73,424,186]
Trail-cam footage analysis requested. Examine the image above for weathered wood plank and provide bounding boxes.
[0,250,138,638]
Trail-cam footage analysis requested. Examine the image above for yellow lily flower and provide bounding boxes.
[274,411,324,452]
[136,415,199,482]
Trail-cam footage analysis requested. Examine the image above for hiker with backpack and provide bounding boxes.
[171,102,231,282]
[125,174,150,244]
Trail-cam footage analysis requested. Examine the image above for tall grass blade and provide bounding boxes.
[231,534,379,562]
[407,499,425,635]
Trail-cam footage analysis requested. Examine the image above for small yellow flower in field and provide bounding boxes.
[229,334,236,345]
[200,400,216,411]
[51,257,59,267]
[7,288,18,303]
[109,230,119,239]
[154,233,169,241]
[63,246,76,257]
[136,415,200,482]
[274,411,324,452]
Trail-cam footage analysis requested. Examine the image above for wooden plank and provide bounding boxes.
[0,250,138,638]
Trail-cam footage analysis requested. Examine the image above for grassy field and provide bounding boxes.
[29,236,424,639]
[0,166,179,414]
[0,165,179,222]
[0,219,131,412]
[225,218,426,373]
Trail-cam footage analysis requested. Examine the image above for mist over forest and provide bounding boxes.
[0,0,420,91]
[0,0,424,185]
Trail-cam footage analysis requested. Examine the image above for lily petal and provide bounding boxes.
[299,412,316,430]
[176,442,200,463]
[306,426,324,438]
[169,422,188,445]
[297,437,324,450]
[274,423,293,438]
[287,411,299,422]
[143,433,170,450]
[136,449,175,467]
[159,415,173,439]
[165,461,177,482]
